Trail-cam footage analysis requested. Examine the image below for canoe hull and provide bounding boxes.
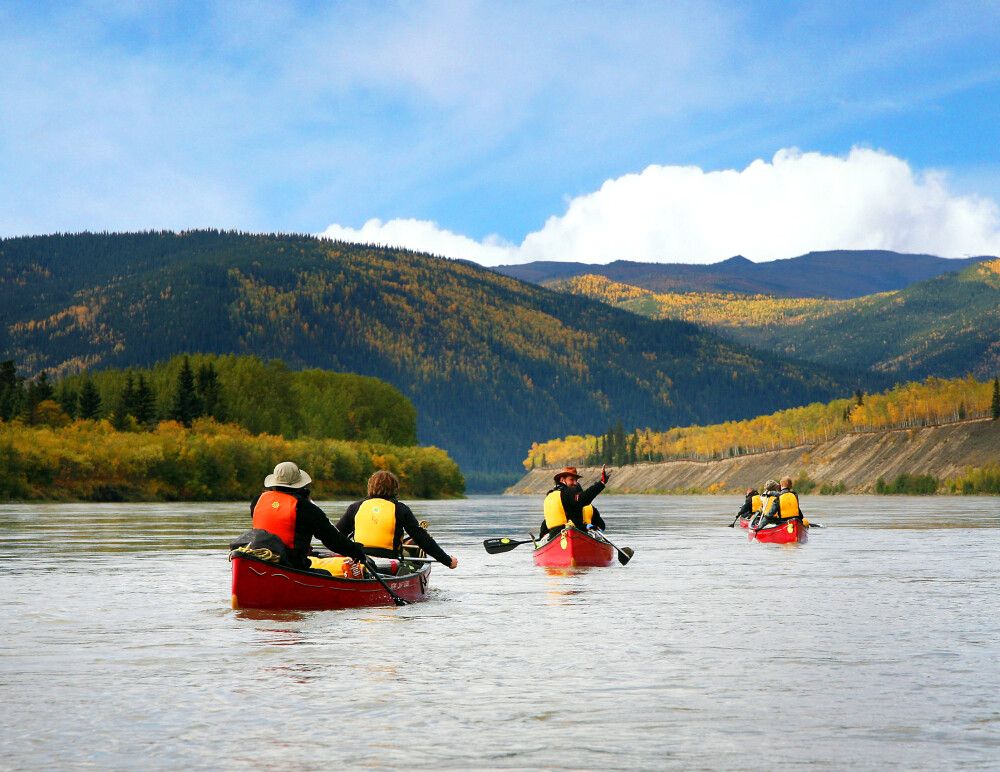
[533,527,616,567]
[231,554,432,610]
[750,519,807,544]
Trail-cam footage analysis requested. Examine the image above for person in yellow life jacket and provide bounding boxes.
[761,477,809,526]
[337,470,459,570]
[753,479,780,526]
[250,461,367,569]
[539,465,610,539]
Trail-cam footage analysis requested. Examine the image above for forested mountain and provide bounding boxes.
[553,260,1000,381]
[1,231,862,488]
[494,251,988,299]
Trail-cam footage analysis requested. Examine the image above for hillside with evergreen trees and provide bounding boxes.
[0,231,864,488]
[551,260,1000,382]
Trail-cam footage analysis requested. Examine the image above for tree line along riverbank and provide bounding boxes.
[507,418,1000,495]
[0,353,464,501]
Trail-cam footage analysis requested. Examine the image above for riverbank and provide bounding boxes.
[506,418,1000,494]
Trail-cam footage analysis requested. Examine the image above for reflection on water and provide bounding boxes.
[1,495,998,769]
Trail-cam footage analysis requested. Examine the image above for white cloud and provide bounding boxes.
[319,219,517,265]
[320,147,1000,265]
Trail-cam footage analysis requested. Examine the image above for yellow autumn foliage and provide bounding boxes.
[524,375,993,468]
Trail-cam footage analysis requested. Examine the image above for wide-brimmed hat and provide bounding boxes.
[265,461,312,489]
[553,466,583,484]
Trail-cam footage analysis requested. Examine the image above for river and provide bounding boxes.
[1,495,998,770]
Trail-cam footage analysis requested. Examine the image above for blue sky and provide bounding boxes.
[2,1,1000,263]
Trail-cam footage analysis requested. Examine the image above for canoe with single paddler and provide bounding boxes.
[532,525,616,567]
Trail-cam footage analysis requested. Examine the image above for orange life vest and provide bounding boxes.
[252,490,298,548]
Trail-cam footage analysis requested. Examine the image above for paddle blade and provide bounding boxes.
[483,537,528,554]
[617,547,634,566]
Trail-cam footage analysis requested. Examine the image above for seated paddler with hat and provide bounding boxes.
[248,461,367,570]
[538,465,611,540]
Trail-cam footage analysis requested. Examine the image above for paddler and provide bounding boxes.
[750,479,780,526]
[761,476,809,527]
[337,470,459,570]
[249,461,367,569]
[539,465,610,539]
[736,487,762,520]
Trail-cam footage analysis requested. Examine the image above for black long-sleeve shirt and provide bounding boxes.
[250,487,366,569]
[737,493,758,518]
[336,497,452,566]
[539,480,606,537]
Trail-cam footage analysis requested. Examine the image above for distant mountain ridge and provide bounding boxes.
[0,231,860,488]
[551,260,1000,381]
[493,250,990,299]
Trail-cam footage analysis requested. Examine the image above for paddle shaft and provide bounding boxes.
[365,558,408,606]
[591,530,633,565]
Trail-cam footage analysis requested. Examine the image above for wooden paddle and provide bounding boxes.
[364,558,408,606]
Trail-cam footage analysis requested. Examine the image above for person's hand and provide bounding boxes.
[448,556,459,569]
[350,542,367,563]
[600,464,611,484]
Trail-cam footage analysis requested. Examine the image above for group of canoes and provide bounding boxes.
[230,462,808,611]
[733,477,809,544]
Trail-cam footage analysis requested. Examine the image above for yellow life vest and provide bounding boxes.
[751,494,762,513]
[544,490,592,528]
[777,491,800,519]
[354,498,397,551]
[544,490,567,529]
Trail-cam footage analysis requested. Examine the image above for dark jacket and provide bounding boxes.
[336,497,453,566]
[737,491,759,518]
[539,480,606,537]
[250,486,366,569]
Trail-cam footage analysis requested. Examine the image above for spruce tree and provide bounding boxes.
[196,362,225,421]
[169,357,202,427]
[77,378,102,419]
[992,377,1000,421]
[0,360,24,421]
[133,374,157,427]
[113,373,137,430]
[57,382,78,419]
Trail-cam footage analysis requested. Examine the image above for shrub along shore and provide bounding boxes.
[0,418,464,502]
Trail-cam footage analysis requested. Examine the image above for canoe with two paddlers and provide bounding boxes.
[230,551,432,610]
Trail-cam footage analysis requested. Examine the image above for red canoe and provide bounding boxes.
[738,516,751,529]
[231,553,432,610]
[749,518,807,544]
[533,526,616,567]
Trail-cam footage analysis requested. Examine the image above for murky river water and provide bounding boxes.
[1,495,998,770]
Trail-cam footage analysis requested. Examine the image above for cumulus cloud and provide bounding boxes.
[320,219,517,265]
[319,147,1000,265]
